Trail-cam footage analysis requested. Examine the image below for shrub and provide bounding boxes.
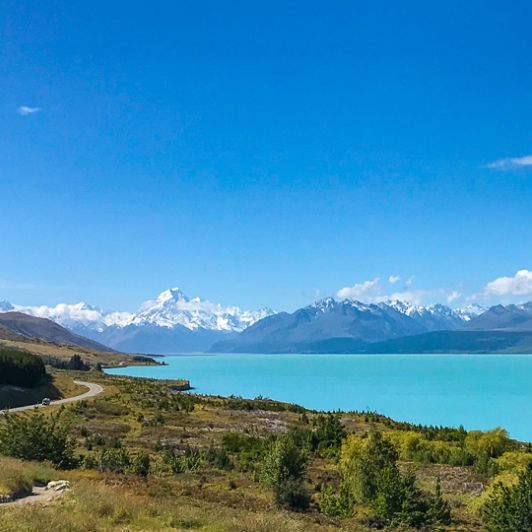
[319,483,355,518]
[259,436,309,511]
[483,462,532,531]
[131,451,151,477]
[0,410,76,469]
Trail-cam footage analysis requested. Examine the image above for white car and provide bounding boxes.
[41,398,51,406]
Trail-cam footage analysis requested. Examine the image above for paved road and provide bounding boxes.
[1,381,104,414]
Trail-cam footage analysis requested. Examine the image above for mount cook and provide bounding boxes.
[0,288,274,354]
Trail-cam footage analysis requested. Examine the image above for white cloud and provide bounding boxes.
[478,269,532,297]
[336,278,382,301]
[17,106,41,116]
[405,276,415,286]
[336,277,427,305]
[486,153,532,170]
[375,291,424,305]
[447,291,461,303]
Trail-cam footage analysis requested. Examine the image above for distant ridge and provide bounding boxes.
[210,298,532,354]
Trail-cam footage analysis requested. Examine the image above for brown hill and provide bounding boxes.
[0,312,112,352]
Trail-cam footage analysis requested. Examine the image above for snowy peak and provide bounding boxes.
[133,288,273,332]
[312,297,336,312]
[0,288,276,335]
[303,297,487,330]
[0,300,14,312]
[155,287,189,304]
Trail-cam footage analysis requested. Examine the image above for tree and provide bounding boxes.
[484,462,532,531]
[342,432,399,503]
[0,348,46,387]
[339,432,451,527]
[131,451,151,477]
[259,435,309,510]
[313,412,347,453]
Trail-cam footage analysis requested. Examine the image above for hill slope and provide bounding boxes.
[0,312,112,352]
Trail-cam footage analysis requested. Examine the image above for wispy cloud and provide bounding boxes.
[447,291,461,303]
[336,278,381,300]
[336,277,462,306]
[477,269,532,297]
[17,106,41,116]
[485,153,532,170]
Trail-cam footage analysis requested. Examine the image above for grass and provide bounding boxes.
[0,371,521,531]
[0,330,151,368]
[0,458,56,499]
[0,477,330,531]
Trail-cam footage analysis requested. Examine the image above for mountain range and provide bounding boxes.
[209,298,486,353]
[210,298,532,354]
[2,289,532,354]
[0,288,275,354]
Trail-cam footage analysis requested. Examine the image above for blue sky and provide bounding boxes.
[2,1,532,312]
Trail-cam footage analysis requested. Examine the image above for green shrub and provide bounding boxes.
[259,435,309,511]
[0,410,76,469]
[319,483,355,518]
[483,462,532,531]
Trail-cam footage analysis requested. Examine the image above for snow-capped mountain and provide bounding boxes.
[0,288,275,354]
[210,297,490,353]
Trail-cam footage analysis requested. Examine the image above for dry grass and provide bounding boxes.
[0,476,336,532]
[0,458,56,499]
[0,334,130,367]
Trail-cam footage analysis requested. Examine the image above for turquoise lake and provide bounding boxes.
[105,354,532,442]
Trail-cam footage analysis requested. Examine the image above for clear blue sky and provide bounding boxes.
[2,1,532,311]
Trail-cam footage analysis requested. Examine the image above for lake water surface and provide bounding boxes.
[105,354,532,442]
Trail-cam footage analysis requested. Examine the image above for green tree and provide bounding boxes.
[343,432,399,503]
[320,482,355,518]
[484,463,532,531]
[312,412,347,453]
[259,435,309,510]
[0,348,46,387]
[131,450,151,477]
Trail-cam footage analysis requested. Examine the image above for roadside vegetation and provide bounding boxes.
[1,370,531,531]
[0,348,45,387]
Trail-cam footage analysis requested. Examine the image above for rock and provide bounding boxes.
[46,480,70,492]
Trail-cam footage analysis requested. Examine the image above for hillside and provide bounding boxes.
[0,312,112,352]
[0,372,85,409]
[0,326,136,367]
[0,371,528,531]
[360,330,532,354]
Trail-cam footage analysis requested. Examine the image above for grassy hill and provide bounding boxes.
[0,326,145,367]
[0,312,112,352]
